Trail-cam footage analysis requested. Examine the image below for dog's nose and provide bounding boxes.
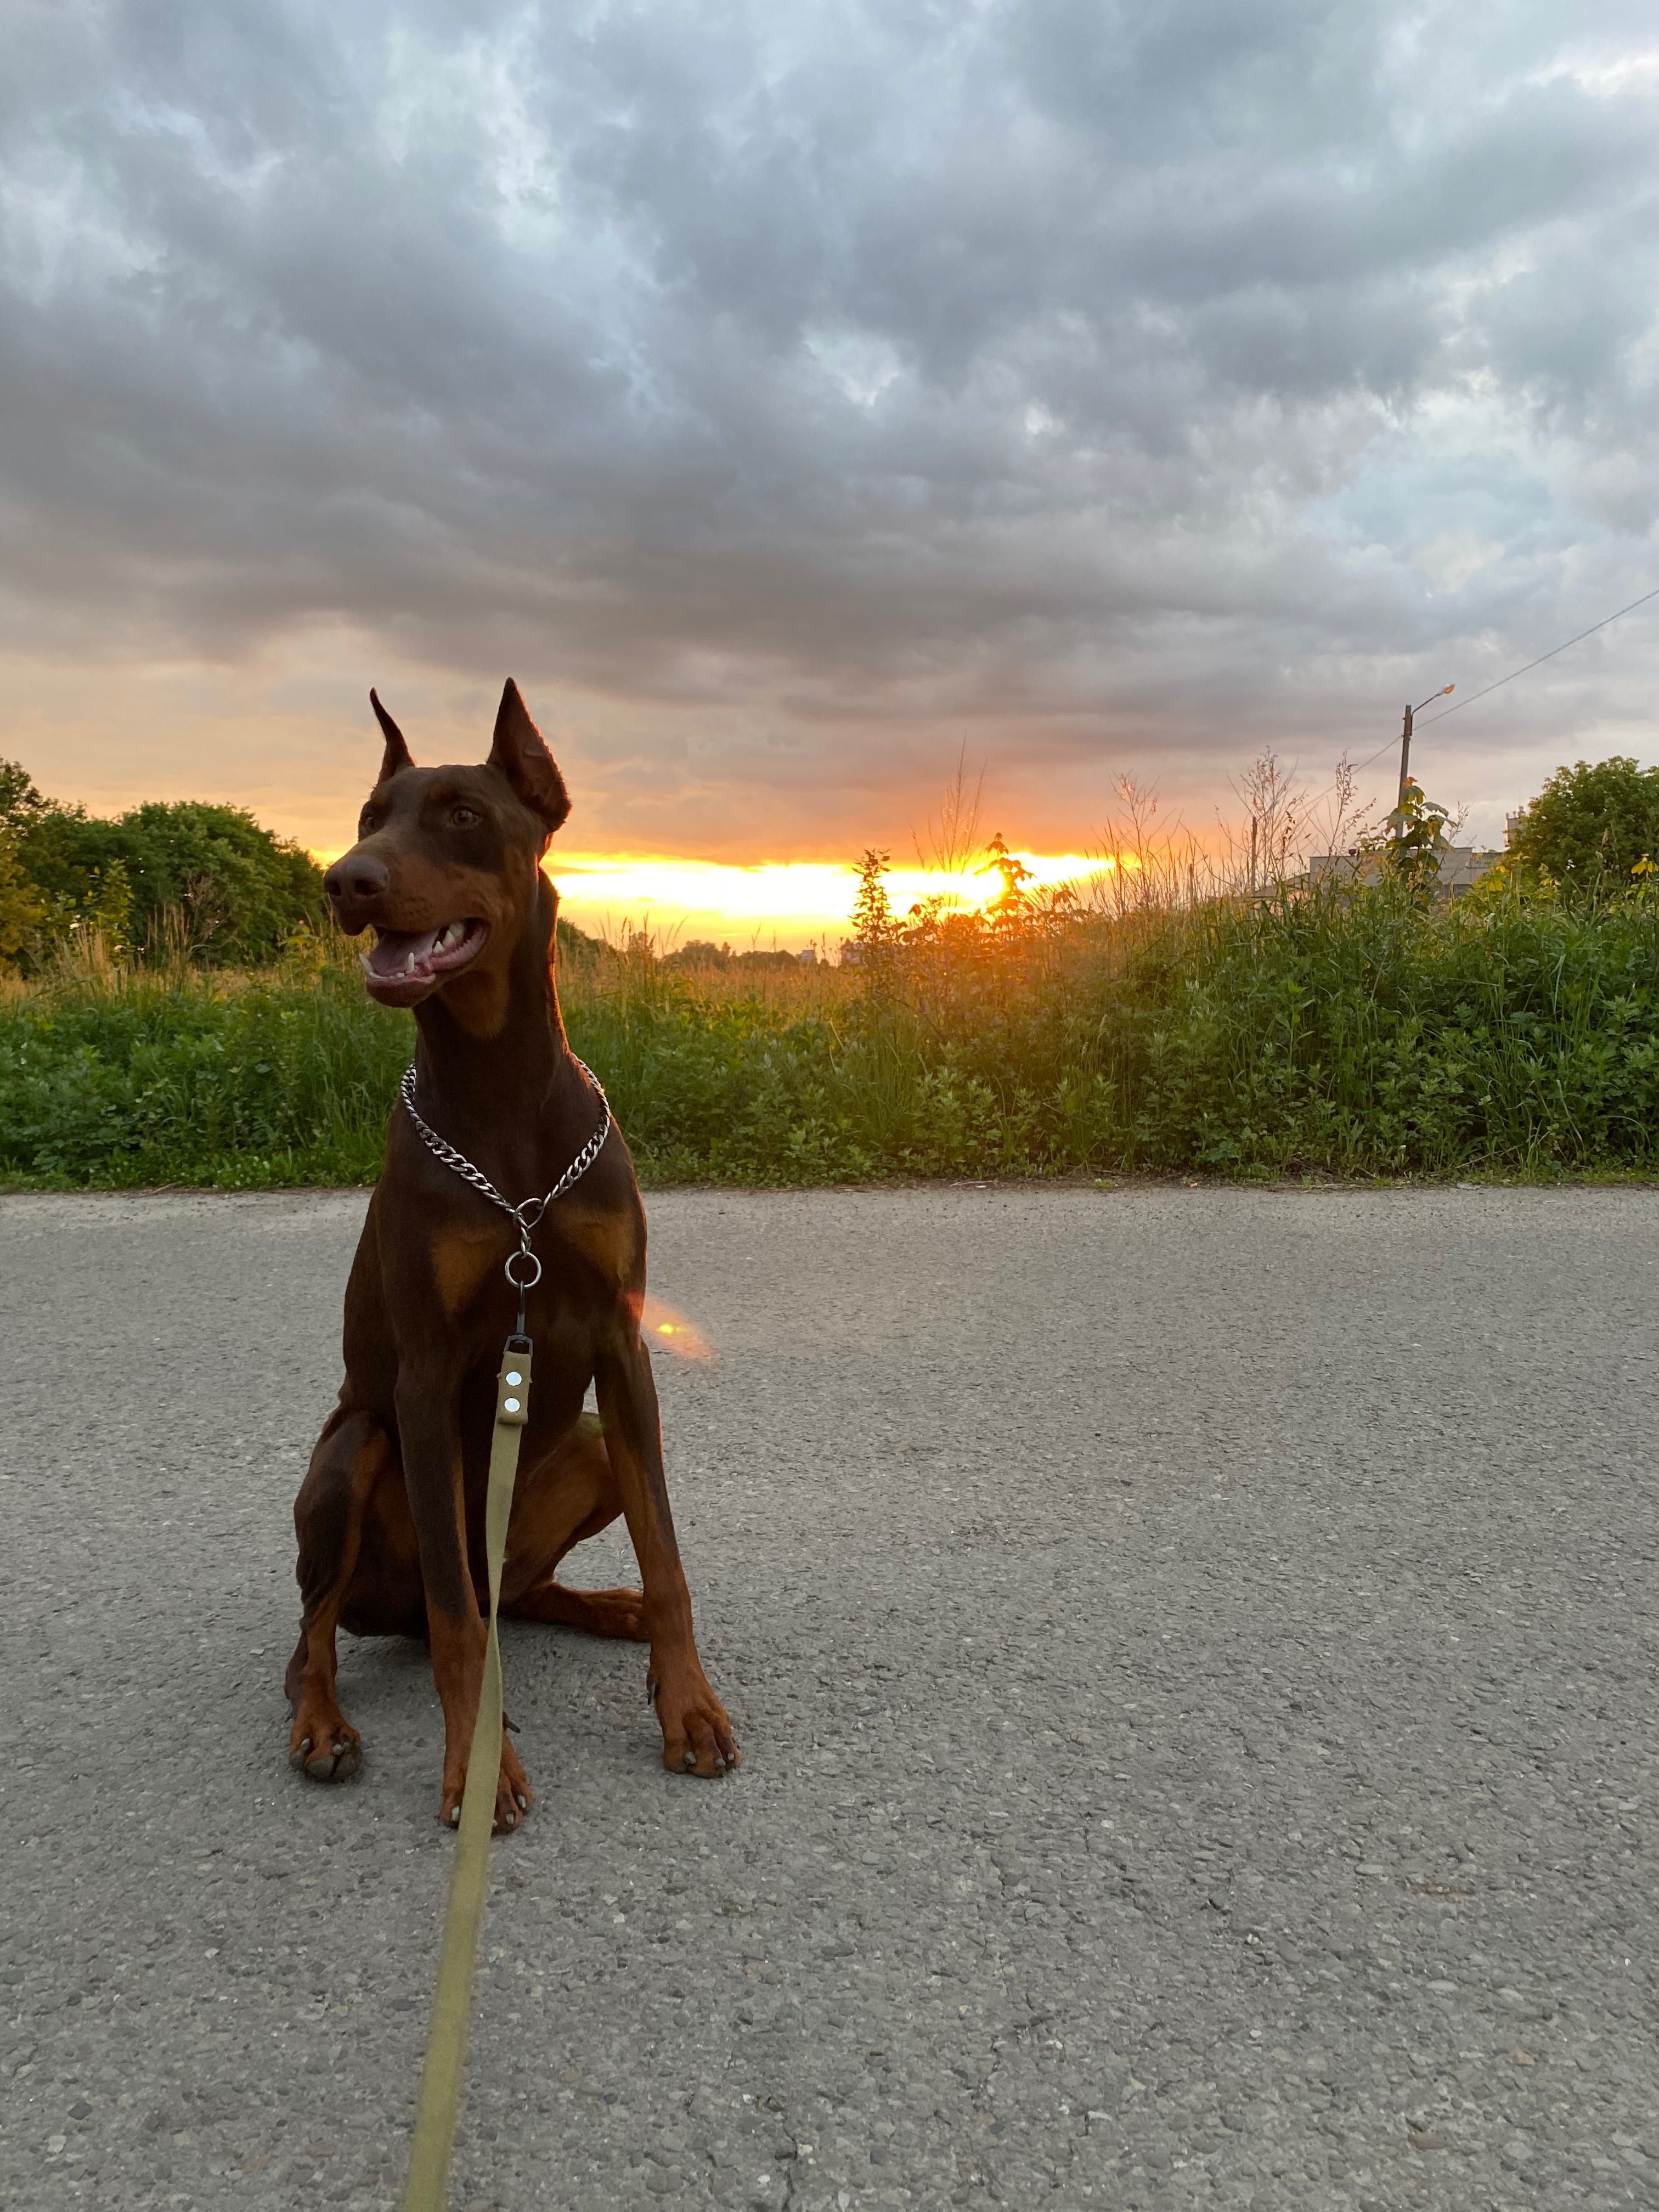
[325,854,390,904]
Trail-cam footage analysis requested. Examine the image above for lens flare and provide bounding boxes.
[641,1295,715,1362]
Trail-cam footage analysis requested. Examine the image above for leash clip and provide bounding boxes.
[496,1340,532,1427]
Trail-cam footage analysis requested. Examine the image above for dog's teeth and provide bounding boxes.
[404,948,417,975]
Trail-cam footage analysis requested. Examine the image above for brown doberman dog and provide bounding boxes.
[285,680,738,1830]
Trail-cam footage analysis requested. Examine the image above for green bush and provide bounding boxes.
[1,760,326,968]
[4,877,1656,1189]
[22,799,325,965]
[1508,756,1659,895]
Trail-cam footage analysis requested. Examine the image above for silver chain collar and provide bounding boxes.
[398,1056,612,1331]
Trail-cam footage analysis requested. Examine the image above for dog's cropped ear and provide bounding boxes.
[488,679,571,840]
[369,690,414,782]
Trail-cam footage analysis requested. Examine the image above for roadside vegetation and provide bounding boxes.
[0,758,325,970]
[2,753,1657,1190]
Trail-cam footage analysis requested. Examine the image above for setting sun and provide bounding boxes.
[508,850,1122,952]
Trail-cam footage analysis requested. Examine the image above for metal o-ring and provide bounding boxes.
[504,1248,543,1291]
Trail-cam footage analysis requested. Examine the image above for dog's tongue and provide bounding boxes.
[367,926,444,979]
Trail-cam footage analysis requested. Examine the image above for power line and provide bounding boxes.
[1414,580,1659,732]
[1303,728,1407,816]
[1305,577,1659,820]
[1336,733,1398,780]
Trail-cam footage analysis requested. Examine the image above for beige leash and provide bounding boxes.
[399,1339,533,2212]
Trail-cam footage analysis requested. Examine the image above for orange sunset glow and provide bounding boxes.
[311,847,1122,953]
[543,850,1116,951]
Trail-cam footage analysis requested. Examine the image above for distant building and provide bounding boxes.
[1306,848,1505,899]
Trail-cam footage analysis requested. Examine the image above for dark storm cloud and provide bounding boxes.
[3,0,1657,795]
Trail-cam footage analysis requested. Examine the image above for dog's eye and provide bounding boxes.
[450,806,479,829]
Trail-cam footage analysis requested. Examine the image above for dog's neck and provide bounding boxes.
[408,872,590,1189]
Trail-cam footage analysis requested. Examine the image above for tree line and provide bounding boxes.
[2,748,1656,980]
[0,760,325,971]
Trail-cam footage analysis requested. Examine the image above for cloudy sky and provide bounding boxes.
[3,0,1657,913]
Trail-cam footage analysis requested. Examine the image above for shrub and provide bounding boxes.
[1508,756,1659,896]
[5,874,1658,1189]
[14,794,326,966]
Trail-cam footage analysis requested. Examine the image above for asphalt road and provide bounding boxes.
[2,1184,1657,2212]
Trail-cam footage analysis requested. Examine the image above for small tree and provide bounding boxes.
[979,831,1034,925]
[0,759,50,836]
[1508,756,1659,895]
[1386,775,1455,897]
[850,849,902,951]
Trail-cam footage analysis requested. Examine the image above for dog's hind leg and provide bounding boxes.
[285,1406,393,1782]
[510,1582,648,1638]
[501,1414,648,1641]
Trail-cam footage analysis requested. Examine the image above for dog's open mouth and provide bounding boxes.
[362,918,489,1002]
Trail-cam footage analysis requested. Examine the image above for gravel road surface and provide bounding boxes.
[2,1184,1657,2212]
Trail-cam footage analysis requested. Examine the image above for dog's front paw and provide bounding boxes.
[439,1737,534,1835]
[649,1660,739,1778]
[287,1702,362,1784]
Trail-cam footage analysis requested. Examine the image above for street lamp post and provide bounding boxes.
[1396,685,1456,832]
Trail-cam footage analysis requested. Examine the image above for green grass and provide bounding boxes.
[0,960,410,1188]
[3,881,1658,1189]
